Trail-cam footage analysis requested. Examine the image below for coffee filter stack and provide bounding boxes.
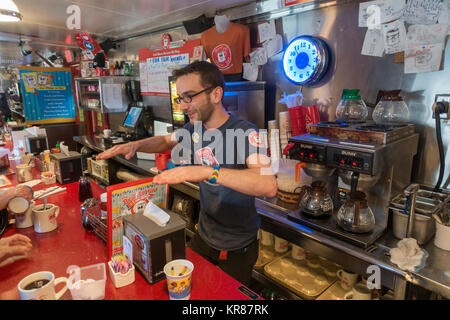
[268,120,280,164]
[279,111,292,159]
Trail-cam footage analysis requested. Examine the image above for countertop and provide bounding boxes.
[0,159,256,300]
[75,135,450,299]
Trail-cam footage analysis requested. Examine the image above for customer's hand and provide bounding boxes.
[0,234,32,268]
[96,141,138,160]
[13,185,33,201]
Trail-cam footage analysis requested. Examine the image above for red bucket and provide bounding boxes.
[288,106,306,136]
[155,150,171,170]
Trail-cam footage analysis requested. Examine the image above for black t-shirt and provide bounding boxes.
[173,114,267,250]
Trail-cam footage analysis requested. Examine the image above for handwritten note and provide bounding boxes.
[405,43,444,73]
[359,0,406,28]
[243,63,259,81]
[102,84,123,110]
[249,47,268,66]
[382,20,406,54]
[258,20,276,43]
[437,0,450,29]
[403,0,444,25]
[406,24,448,48]
[361,29,385,57]
[263,34,284,58]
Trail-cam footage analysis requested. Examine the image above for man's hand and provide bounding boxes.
[13,185,33,201]
[152,166,211,185]
[0,234,32,268]
[96,141,138,160]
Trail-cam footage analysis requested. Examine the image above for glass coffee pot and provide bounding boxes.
[372,90,410,126]
[298,181,333,218]
[335,89,368,122]
[336,191,375,234]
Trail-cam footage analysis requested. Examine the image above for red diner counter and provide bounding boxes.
[0,158,257,300]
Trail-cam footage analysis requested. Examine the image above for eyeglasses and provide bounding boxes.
[174,86,214,104]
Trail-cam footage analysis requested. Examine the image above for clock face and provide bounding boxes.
[282,36,330,86]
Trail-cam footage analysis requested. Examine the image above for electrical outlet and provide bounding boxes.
[432,94,450,120]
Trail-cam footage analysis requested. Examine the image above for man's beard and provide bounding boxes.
[189,96,215,124]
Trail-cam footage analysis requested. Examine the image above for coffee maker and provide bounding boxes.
[286,122,419,248]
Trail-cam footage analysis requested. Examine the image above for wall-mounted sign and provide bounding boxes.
[138,39,204,96]
[284,0,311,7]
[162,33,172,49]
[75,32,107,61]
[18,67,76,125]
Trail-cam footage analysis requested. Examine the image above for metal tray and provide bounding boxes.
[390,193,443,216]
[263,252,338,300]
[254,244,287,270]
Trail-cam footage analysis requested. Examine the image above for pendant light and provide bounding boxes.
[0,0,22,22]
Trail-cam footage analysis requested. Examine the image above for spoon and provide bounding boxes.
[432,213,443,225]
[43,196,47,210]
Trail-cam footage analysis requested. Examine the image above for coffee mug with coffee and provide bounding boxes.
[337,269,359,291]
[17,271,68,300]
[344,283,372,300]
[33,204,60,233]
[8,197,35,228]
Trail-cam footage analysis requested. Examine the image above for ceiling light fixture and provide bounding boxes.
[0,0,22,22]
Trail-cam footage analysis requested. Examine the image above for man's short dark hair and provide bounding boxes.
[172,60,225,91]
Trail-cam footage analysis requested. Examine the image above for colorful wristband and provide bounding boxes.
[209,165,220,184]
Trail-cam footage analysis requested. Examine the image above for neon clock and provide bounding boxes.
[282,36,331,86]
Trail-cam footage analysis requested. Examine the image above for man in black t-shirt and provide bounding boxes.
[98,61,277,286]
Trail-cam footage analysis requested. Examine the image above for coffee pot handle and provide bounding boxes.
[350,172,359,195]
[295,162,307,182]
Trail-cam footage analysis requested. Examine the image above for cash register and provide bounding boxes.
[104,105,148,148]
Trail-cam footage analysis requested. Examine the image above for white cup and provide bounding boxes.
[291,244,306,260]
[260,230,274,246]
[337,269,359,291]
[434,221,450,251]
[33,204,60,233]
[274,236,289,253]
[103,129,112,138]
[8,197,35,229]
[17,271,68,300]
[16,163,33,182]
[344,283,372,300]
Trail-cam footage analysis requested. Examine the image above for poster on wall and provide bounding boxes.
[106,177,169,259]
[18,67,76,125]
[138,38,204,97]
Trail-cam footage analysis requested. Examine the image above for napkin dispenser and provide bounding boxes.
[26,135,48,155]
[123,209,186,284]
[50,151,82,184]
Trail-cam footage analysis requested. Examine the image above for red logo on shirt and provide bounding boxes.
[195,147,219,166]
[249,131,265,148]
[212,44,232,70]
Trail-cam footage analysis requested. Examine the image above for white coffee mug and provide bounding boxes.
[274,236,289,253]
[260,230,274,246]
[33,204,60,233]
[16,164,33,182]
[8,197,35,229]
[18,271,68,300]
[344,283,372,300]
[337,269,359,291]
[291,244,306,260]
[103,129,112,138]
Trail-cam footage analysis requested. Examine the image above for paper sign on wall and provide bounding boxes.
[263,34,284,58]
[405,43,444,73]
[382,20,407,54]
[249,47,268,66]
[361,29,385,57]
[403,0,444,25]
[359,0,406,28]
[258,20,277,43]
[243,63,259,81]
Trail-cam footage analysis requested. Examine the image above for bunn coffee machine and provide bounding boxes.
[286,121,419,248]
